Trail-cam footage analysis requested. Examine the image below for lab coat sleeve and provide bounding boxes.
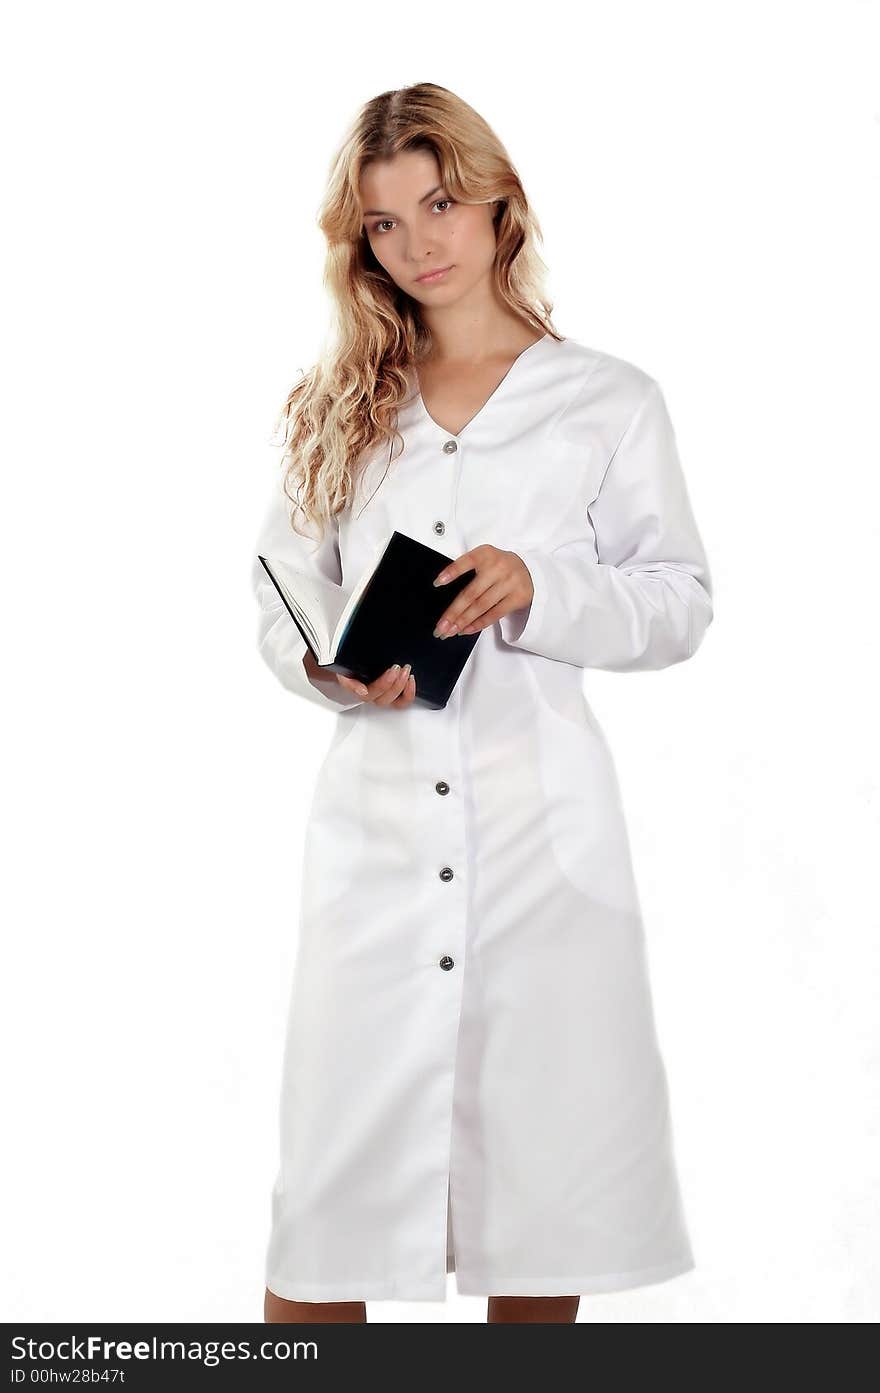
[251,477,366,711]
[498,379,714,671]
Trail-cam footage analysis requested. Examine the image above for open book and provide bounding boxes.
[258,530,481,710]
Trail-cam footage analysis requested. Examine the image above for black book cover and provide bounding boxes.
[259,530,481,710]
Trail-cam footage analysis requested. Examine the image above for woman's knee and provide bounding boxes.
[487,1294,579,1323]
[264,1287,366,1323]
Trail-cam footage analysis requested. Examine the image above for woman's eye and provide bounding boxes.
[371,199,454,235]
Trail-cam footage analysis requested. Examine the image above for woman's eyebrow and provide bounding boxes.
[362,184,445,218]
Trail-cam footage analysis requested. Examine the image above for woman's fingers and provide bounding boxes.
[374,663,412,705]
[393,673,417,706]
[337,664,416,706]
[335,673,370,697]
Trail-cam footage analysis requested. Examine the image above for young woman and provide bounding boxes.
[252,82,714,1325]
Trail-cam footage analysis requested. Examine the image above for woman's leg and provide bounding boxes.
[487,1295,579,1323]
[264,1287,366,1323]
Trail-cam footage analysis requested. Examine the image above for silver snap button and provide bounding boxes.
[439,866,454,882]
[433,520,446,535]
[439,955,455,970]
[435,781,449,795]
[442,440,458,454]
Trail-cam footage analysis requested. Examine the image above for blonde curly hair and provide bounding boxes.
[273,81,562,545]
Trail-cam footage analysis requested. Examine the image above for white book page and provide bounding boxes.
[330,532,394,654]
[260,556,348,663]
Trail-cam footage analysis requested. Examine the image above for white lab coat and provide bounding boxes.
[251,333,713,1302]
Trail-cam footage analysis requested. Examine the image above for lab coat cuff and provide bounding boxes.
[498,550,549,649]
[302,650,366,709]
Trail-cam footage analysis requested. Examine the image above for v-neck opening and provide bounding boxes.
[413,331,553,439]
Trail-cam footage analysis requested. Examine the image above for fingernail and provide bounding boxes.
[433,573,447,586]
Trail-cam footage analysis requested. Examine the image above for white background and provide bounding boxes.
[3,0,878,1323]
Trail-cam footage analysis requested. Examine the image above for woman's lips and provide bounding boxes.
[416,265,453,283]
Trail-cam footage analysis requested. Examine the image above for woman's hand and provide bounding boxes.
[432,546,534,637]
[336,664,416,707]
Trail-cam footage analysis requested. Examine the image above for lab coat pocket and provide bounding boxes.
[326,706,362,758]
[503,437,605,557]
[549,436,607,514]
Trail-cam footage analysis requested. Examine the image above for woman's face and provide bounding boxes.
[359,148,498,309]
